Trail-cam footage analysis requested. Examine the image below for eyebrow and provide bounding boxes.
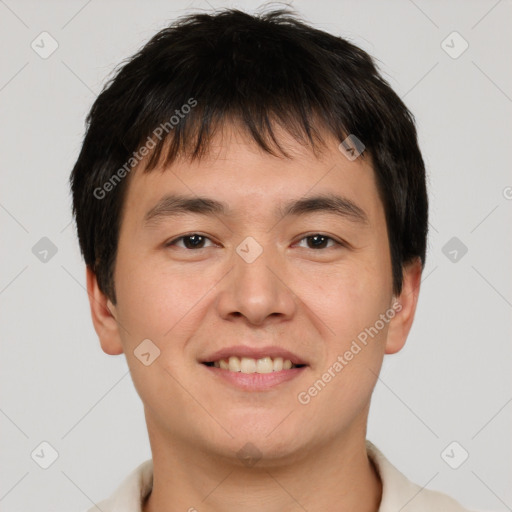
[143,193,368,227]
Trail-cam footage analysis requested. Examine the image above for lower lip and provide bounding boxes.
[202,364,307,391]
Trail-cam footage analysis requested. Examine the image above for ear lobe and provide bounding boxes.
[384,258,423,355]
[86,266,124,355]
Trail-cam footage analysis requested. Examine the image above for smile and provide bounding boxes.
[203,356,304,373]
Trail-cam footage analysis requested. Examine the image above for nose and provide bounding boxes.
[215,241,297,326]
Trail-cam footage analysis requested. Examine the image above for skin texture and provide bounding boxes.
[87,123,422,512]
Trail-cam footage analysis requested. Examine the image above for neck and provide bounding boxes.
[143,418,382,512]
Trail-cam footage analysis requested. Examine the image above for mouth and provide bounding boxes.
[202,356,306,373]
[200,346,308,391]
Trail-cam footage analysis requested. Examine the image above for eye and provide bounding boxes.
[165,233,344,251]
[295,234,342,250]
[165,234,216,250]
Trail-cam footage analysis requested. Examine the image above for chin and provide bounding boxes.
[203,413,312,464]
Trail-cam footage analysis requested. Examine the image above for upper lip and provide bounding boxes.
[201,345,308,366]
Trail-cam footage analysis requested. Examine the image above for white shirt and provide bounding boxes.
[87,441,474,512]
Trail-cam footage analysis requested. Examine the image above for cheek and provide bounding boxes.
[112,256,212,428]
[305,257,392,343]
[296,267,391,424]
[114,251,217,348]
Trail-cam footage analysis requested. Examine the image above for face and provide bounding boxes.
[89,123,420,465]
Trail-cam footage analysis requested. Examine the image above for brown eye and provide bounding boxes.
[166,234,214,249]
[296,234,340,250]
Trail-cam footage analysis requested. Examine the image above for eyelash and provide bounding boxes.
[164,233,344,250]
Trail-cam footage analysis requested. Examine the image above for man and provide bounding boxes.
[70,7,474,511]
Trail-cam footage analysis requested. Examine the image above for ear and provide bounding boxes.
[385,258,423,355]
[86,266,124,355]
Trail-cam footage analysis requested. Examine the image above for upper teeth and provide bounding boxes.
[212,356,295,373]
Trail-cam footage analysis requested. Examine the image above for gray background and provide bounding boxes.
[0,0,511,511]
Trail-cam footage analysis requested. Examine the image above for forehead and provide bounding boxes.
[121,123,383,228]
